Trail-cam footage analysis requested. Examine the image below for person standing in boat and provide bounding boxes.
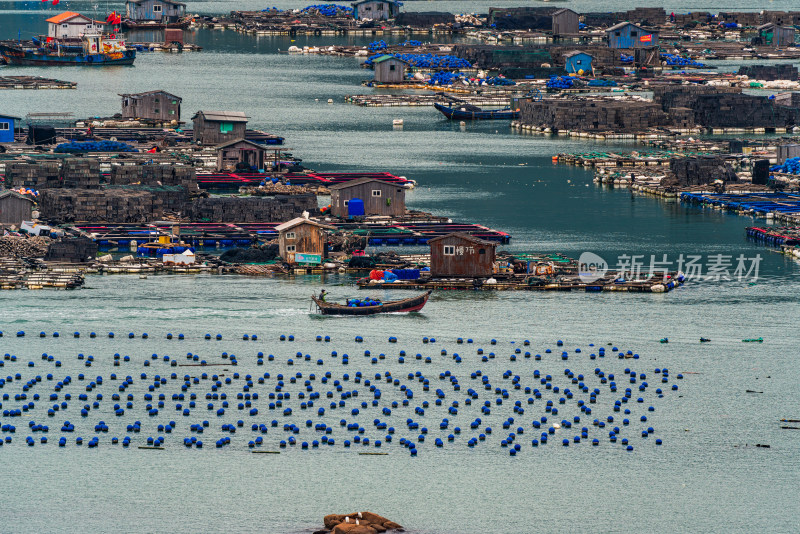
[318,289,327,302]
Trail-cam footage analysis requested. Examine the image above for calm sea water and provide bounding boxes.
[1,3,800,533]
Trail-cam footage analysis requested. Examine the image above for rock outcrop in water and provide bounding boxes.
[315,512,404,534]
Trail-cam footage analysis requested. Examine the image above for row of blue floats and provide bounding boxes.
[0,334,681,455]
[4,331,262,341]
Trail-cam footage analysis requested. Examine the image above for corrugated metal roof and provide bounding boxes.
[328,178,398,190]
[372,54,409,65]
[563,50,593,59]
[119,90,182,101]
[0,114,22,120]
[605,21,645,32]
[275,217,335,232]
[428,232,497,246]
[129,0,186,6]
[352,0,400,6]
[214,138,265,150]
[192,111,249,122]
[0,191,35,203]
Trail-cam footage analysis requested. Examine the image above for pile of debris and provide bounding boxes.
[240,182,325,196]
[0,235,51,259]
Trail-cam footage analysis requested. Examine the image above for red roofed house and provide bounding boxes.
[47,12,106,40]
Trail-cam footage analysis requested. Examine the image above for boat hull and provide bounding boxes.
[312,290,432,315]
[121,20,191,30]
[0,47,135,66]
[434,102,519,120]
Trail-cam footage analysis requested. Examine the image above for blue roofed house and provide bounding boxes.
[351,0,401,21]
[125,0,186,23]
[563,51,594,75]
[0,114,21,144]
[605,22,659,49]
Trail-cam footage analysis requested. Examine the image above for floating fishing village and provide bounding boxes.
[1,2,799,533]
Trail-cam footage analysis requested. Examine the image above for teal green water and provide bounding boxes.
[2,5,800,532]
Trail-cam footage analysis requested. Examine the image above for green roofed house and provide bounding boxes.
[372,55,409,83]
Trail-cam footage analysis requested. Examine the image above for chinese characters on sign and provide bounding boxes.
[614,254,762,281]
[578,252,762,283]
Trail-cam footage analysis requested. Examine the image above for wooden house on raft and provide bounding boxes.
[329,178,406,218]
[191,111,248,145]
[428,233,497,278]
[275,217,335,265]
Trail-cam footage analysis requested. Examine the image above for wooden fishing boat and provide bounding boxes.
[312,290,432,315]
[434,102,519,120]
[0,34,135,66]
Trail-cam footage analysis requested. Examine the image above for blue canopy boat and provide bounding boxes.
[0,34,135,66]
[434,102,519,120]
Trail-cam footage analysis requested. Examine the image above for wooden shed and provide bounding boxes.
[372,55,409,83]
[120,90,181,121]
[329,178,406,218]
[125,0,186,23]
[428,233,496,278]
[191,111,248,145]
[275,217,334,265]
[605,22,659,49]
[757,23,796,47]
[563,51,594,74]
[551,8,579,35]
[215,138,267,172]
[351,0,401,21]
[0,114,20,144]
[0,191,34,227]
